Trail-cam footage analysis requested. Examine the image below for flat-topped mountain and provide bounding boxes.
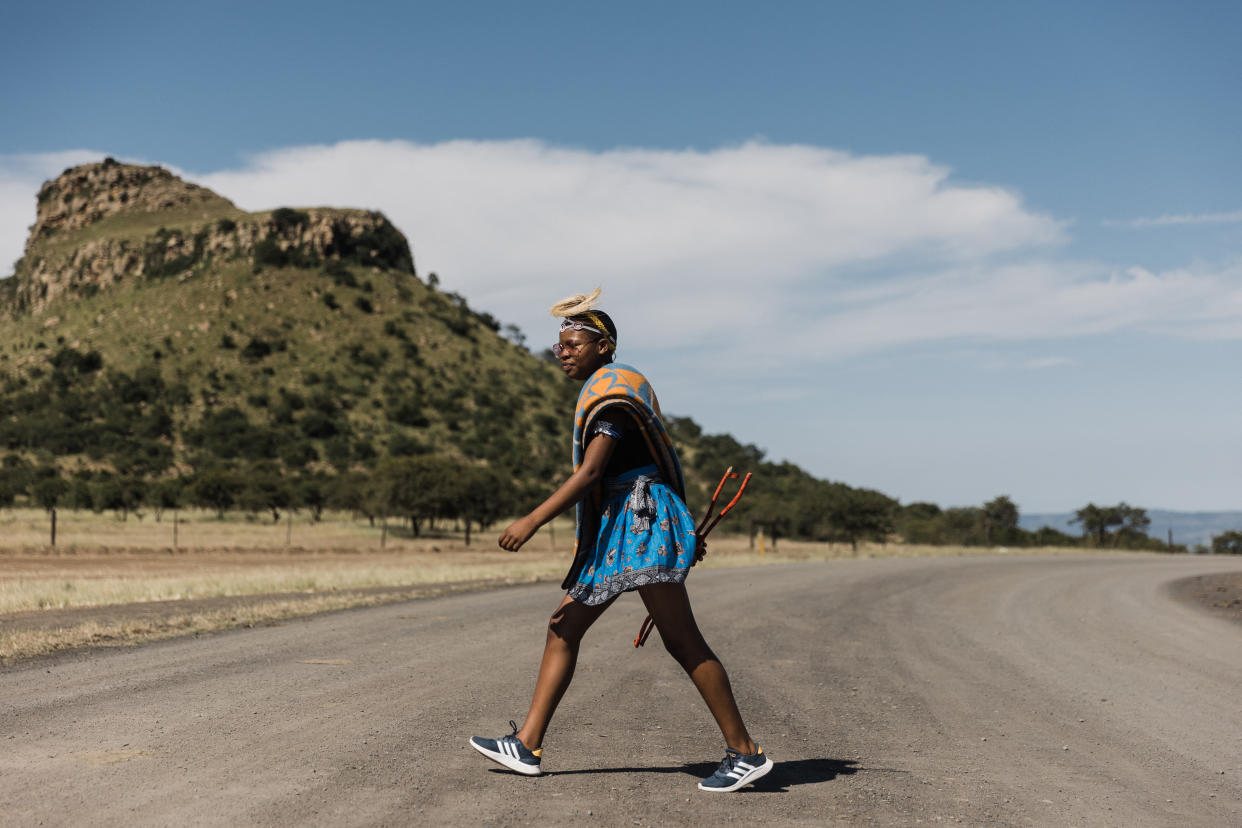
[0,160,583,514]
[5,158,413,315]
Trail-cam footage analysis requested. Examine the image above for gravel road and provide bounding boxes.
[2,554,1240,826]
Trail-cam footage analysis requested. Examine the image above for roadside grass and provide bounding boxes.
[0,506,1115,662]
[0,506,466,551]
[0,587,499,662]
[0,555,567,614]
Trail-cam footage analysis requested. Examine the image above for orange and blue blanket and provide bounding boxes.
[561,362,687,588]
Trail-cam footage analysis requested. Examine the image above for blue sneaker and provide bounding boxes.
[469,720,543,776]
[697,746,773,792]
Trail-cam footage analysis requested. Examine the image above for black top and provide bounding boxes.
[588,408,655,478]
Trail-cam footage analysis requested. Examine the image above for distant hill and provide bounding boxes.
[1020,511,1242,549]
[0,159,869,527]
[0,159,578,504]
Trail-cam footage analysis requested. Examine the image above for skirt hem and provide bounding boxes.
[566,565,688,606]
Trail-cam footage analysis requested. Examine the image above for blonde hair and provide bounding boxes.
[549,287,603,318]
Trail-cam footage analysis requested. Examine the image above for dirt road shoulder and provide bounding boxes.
[1168,570,1242,624]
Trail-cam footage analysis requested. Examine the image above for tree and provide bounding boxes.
[92,478,124,516]
[191,470,237,518]
[238,466,295,522]
[327,471,376,525]
[118,476,148,520]
[1071,502,1150,548]
[1071,503,1123,546]
[1212,530,1242,555]
[983,495,1020,544]
[147,479,184,521]
[1119,502,1151,536]
[323,434,352,469]
[33,475,69,546]
[897,502,945,544]
[947,507,991,546]
[296,475,329,522]
[1032,526,1078,547]
[827,488,896,551]
[456,465,516,546]
[68,478,94,511]
[93,476,146,520]
[374,455,458,537]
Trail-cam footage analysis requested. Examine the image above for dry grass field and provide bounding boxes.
[0,507,1099,662]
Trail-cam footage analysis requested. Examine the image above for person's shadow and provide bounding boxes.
[517,757,858,791]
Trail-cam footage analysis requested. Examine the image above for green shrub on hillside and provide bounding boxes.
[50,347,102,375]
[240,337,274,362]
[332,216,414,273]
[387,397,429,428]
[187,407,278,461]
[325,260,358,287]
[270,207,310,233]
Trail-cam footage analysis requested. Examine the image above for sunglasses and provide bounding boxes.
[551,339,599,358]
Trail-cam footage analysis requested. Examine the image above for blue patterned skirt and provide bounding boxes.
[567,465,698,606]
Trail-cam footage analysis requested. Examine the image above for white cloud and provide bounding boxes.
[195,140,1063,283]
[790,260,1242,361]
[183,139,1066,348]
[1105,209,1242,228]
[3,139,1239,373]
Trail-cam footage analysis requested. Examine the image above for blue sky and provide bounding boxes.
[2,1,1238,513]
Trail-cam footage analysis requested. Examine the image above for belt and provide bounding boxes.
[603,469,663,533]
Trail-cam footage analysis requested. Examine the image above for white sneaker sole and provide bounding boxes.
[697,755,774,792]
[468,738,543,776]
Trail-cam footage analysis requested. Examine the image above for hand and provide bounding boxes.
[498,517,538,551]
[693,532,707,565]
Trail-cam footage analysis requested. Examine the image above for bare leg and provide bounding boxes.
[638,582,757,754]
[515,593,614,750]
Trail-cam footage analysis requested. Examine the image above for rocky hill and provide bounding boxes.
[0,160,581,519]
[5,158,412,315]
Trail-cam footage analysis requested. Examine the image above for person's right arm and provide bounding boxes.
[497,427,617,551]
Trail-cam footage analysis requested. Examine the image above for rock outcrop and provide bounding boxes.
[5,160,416,316]
[27,158,233,247]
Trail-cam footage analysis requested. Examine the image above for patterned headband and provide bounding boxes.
[559,313,616,344]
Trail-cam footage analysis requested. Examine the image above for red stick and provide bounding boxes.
[699,472,752,538]
[699,466,736,530]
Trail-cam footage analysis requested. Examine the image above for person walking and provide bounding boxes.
[468,289,772,793]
